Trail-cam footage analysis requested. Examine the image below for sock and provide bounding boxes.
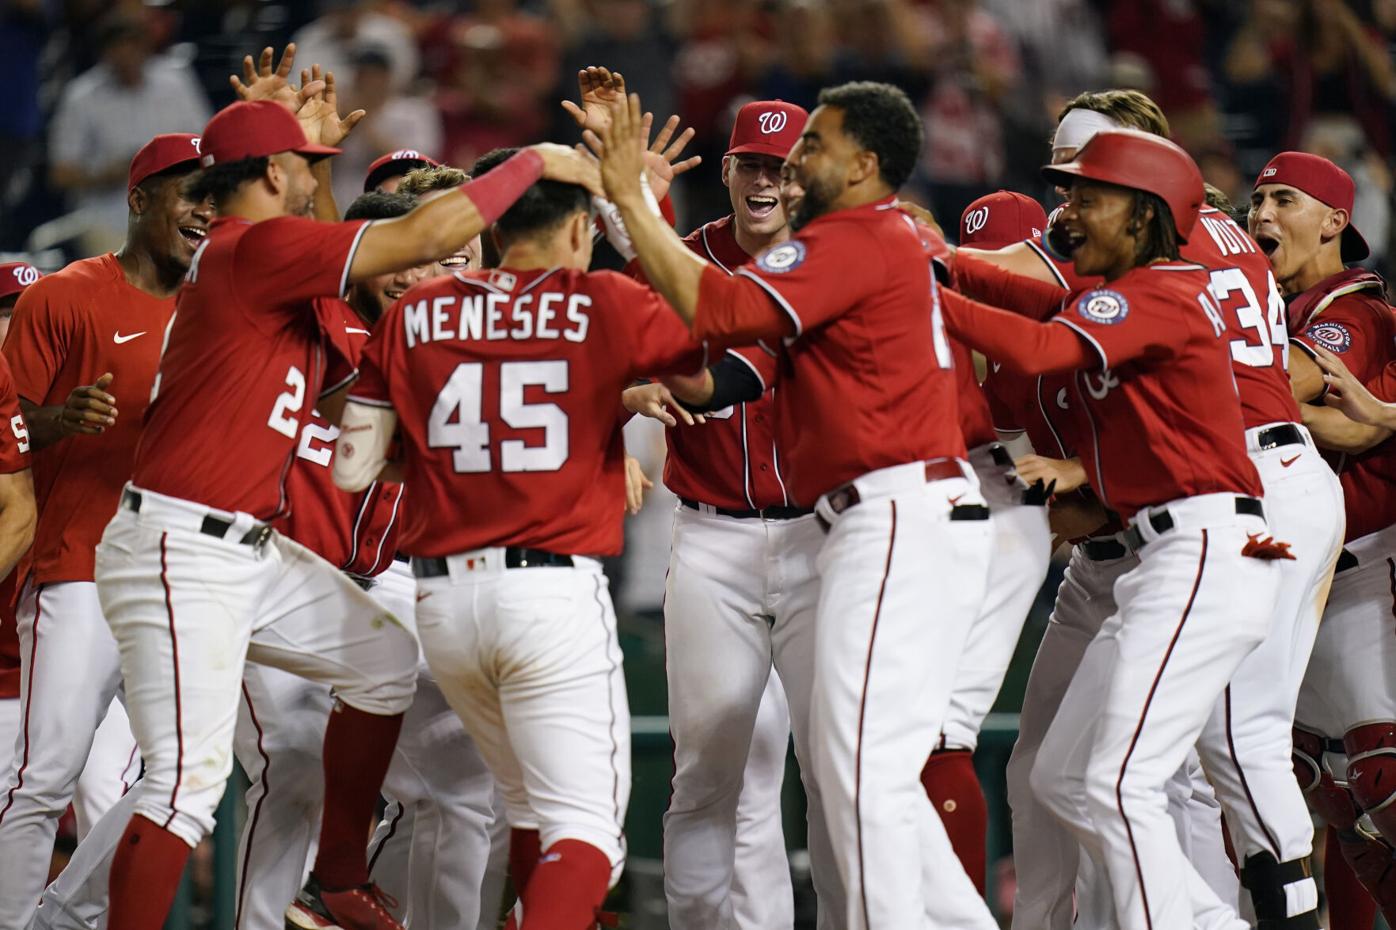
[920,748,988,894]
[1326,825,1378,930]
[519,838,611,929]
[510,827,542,895]
[313,704,404,890]
[108,814,193,930]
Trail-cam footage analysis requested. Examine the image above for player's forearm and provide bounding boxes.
[954,252,1067,321]
[311,159,340,222]
[333,402,398,492]
[941,289,1092,375]
[0,470,36,580]
[19,400,68,451]
[690,267,794,345]
[610,190,707,325]
[1302,404,1392,454]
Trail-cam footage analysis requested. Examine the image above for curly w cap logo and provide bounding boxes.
[758,111,788,135]
[191,137,201,153]
[963,206,990,236]
[391,149,422,159]
[11,265,37,287]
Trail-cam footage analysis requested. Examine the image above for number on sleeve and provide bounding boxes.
[10,415,29,454]
[267,365,307,438]
[429,361,571,473]
[1209,267,1287,369]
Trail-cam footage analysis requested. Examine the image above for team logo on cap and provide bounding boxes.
[11,265,38,287]
[1077,288,1129,325]
[756,240,806,274]
[1262,167,1278,178]
[1306,321,1352,353]
[191,137,201,152]
[964,206,990,236]
[391,149,423,160]
[758,111,788,135]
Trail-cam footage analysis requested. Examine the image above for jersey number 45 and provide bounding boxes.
[429,360,569,473]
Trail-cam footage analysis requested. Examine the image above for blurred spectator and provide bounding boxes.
[982,0,1107,106]
[48,14,211,253]
[1108,0,1219,149]
[754,0,835,112]
[332,45,443,212]
[1195,137,1251,213]
[290,0,419,93]
[0,0,49,240]
[915,0,1022,223]
[830,0,930,90]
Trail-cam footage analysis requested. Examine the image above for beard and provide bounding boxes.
[789,174,837,231]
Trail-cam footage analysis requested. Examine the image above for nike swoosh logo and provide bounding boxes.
[415,591,431,602]
[1280,454,1301,468]
[948,494,965,505]
[113,331,147,344]
[346,327,371,335]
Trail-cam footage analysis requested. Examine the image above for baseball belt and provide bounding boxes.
[679,498,812,520]
[121,488,273,548]
[1122,496,1264,552]
[412,548,574,578]
[1253,422,1305,450]
[816,460,990,532]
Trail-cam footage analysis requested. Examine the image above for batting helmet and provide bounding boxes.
[1041,129,1204,241]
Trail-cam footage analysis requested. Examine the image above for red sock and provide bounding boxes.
[108,814,193,930]
[519,838,611,929]
[1326,825,1378,930]
[313,704,404,890]
[920,748,988,894]
[509,827,542,894]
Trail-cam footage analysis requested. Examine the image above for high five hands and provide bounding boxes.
[567,69,699,203]
[230,44,365,147]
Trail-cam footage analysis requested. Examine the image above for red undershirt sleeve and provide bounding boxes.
[953,252,1070,321]
[941,288,1094,375]
[692,264,796,346]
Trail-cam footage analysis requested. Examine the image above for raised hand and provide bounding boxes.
[230,45,324,114]
[643,113,701,202]
[1315,344,1395,427]
[591,83,649,206]
[561,66,627,135]
[294,66,366,147]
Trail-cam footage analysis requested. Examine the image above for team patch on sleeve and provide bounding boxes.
[1075,288,1129,325]
[755,240,807,274]
[1304,321,1352,353]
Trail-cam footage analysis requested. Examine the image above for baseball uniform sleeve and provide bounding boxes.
[953,252,1070,321]
[941,288,1094,375]
[1292,298,1384,375]
[346,322,395,409]
[727,344,779,392]
[732,220,883,337]
[0,358,32,473]
[1051,283,1185,370]
[3,278,78,405]
[235,217,371,313]
[600,274,708,379]
[1365,361,1396,403]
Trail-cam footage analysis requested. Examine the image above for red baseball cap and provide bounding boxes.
[959,190,1048,250]
[1254,151,1370,262]
[128,133,203,190]
[0,262,40,300]
[364,149,440,192]
[727,100,808,160]
[198,100,340,168]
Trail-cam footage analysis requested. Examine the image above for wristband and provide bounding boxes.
[461,149,545,225]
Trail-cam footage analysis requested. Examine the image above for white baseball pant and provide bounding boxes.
[1031,493,1282,930]
[940,444,1051,752]
[662,504,828,930]
[94,485,418,848]
[414,553,630,880]
[809,461,995,930]
[0,581,139,930]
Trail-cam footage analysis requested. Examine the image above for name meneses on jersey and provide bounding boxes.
[403,290,591,348]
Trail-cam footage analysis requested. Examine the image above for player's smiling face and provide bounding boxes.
[1057,180,1143,280]
[723,154,787,238]
[785,105,856,231]
[276,153,319,218]
[137,171,212,271]
[1248,184,1335,288]
[436,236,482,276]
[778,161,804,222]
[350,262,432,325]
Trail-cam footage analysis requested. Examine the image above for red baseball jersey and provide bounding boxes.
[0,356,32,698]
[662,217,792,510]
[276,301,404,576]
[1184,206,1300,430]
[349,266,706,557]
[4,255,173,584]
[132,215,366,519]
[1052,262,1262,520]
[1289,268,1396,543]
[736,198,964,503]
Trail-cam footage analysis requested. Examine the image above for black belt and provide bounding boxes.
[412,547,574,578]
[1122,496,1264,552]
[817,461,989,532]
[394,552,409,564]
[1254,423,1305,451]
[1081,537,1129,561]
[122,489,273,548]
[1336,548,1358,573]
[679,498,813,521]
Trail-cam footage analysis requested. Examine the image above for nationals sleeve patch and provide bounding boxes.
[1076,289,1130,325]
[1305,321,1352,353]
[755,241,807,274]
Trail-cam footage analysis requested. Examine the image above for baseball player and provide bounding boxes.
[942,130,1290,930]
[599,80,997,930]
[333,147,708,928]
[613,98,837,930]
[92,94,598,930]
[1249,151,1396,923]
[916,190,1053,895]
[0,134,208,930]
[364,149,439,194]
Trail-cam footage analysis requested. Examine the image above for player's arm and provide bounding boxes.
[1015,454,1088,495]
[1298,344,1396,452]
[19,372,118,450]
[332,400,399,492]
[953,251,1069,321]
[960,242,1066,287]
[1288,347,1327,403]
[940,288,1094,375]
[348,144,602,283]
[0,468,35,579]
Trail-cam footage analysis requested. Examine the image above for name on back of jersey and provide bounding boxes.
[403,291,591,348]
